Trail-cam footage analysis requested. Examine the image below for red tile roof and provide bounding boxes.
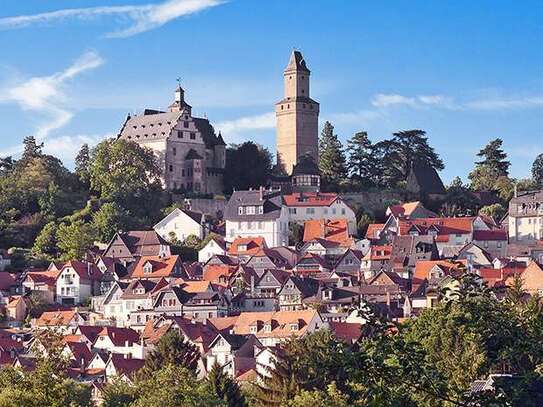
[398,217,474,236]
[130,255,181,279]
[472,229,508,241]
[61,261,102,282]
[303,218,351,246]
[329,322,363,343]
[283,192,339,207]
[365,223,385,240]
[228,237,267,256]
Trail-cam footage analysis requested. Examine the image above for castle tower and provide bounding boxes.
[275,50,320,175]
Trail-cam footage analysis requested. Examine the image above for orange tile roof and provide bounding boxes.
[177,280,213,293]
[412,260,465,288]
[203,265,237,283]
[36,310,78,327]
[370,245,392,260]
[303,218,351,246]
[365,223,385,240]
[398,217,474,236]
[283,192,339,207]
[208,310,318,339]
[228,237,266,256]
[130,255,181,279]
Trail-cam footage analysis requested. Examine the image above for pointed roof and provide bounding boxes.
[216,131,226,146]
[285,50,310,73]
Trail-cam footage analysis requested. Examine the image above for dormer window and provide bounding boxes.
[143,262,153,274]
[246,206,255,215]
[258,206,264,214]
[249,324,257,334]
[289,323,298,331]
[238,207,244,215]
[264,324,272,332]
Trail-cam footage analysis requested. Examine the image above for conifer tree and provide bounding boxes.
[346,131,375,186]
[75,143,91,187]
[318,121,347,191]
[206,362,247,407]
[138,330,201,378]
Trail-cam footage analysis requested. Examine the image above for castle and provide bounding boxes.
[117,86,226,194]
[275,50,320,175]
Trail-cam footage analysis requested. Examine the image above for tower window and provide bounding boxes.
[178,131,183,138]
[190,133,196,140]
[184,121,189,128]
[302,89,305,94]
[302,76,305,79]
[287,104,290,109]
[281,105,284,110]
[173,147,177,156]
[169,165,173,172]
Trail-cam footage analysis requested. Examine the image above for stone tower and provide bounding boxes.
[275,50,320,175]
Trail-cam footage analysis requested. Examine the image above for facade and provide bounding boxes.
[154,208,209,242]
[224,189,289,247]
[56,261,101,305]
[275,51,319,175]
[117,86,226,193]
[508,190,543,241]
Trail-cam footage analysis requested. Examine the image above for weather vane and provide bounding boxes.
[176,77,182,87]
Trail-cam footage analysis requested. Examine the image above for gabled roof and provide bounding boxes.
[154,208,205,230]
[225,189,283,222]
[36,310,81,327]
[185,148,203,160]
[130,255,183,279]
[98,327,140,347]
[365,223,385,240]
[303,218,351,246]
[0,272,16,291]
[106,230,169,257]
[387,201,437,219]
[283,192,340,207]
[61,260,102,282]
[107,354,144,377]
[228,237,267,256]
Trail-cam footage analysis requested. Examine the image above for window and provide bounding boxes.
[332,208,337,215]
[248,222,253,230]
[182,169,185,177]
[169,164,173,172]
[289,208,297,215]
[190,132,196,140]
[289,323,298,331]
[258,206,264,214]
[306,208,315,215]
[246,206,255,215]
[184,121,189,128]
[341,208,346,215]
[173,147,177,156]
[238,207,244,215]
[178,131,183,138]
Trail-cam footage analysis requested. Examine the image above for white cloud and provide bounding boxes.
[43,133,113,164]
[215,112,275,141]
[464,96,543,111]
[0,51,104,156]
[0,0,224,38]
[371,93,417,108]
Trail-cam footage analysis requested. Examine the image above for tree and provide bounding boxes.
[357,213,373,237]
[206,363,247,407]
[56,220,96,260]
[75,143,91,188]
[101,378,137,407]
[287,383,350,407]
[441,177,479,216]
[532,153,543,188]
[288,223,304,246]
[390,130,444,182]
[91,202,131,243]
[318,121,348,191]
[89,139,162,216]
[32,221,58,257]
[347,131,375,187]
[17,136,43,170]
[223,142,273,194]
[138,330,201,377]
[469,138,511,191]
[479,203,507,221]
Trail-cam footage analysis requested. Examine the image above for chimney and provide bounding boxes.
[259,186,264,201]
[250,275,255,295]
[80,357,85,374]
[386,290,391,307]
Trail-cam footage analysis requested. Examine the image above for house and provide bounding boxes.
[205,333,261,377]
[303,218,352,246]
[99,281,129,325]
[35,310,86,333]
[56,261,102,305]
[365,223,386,243]
[386,201,437,220]
[208,309,326,347]
[244,248,293,272]
[103,231,171,264]
[5,296,27,324]
[225,188,289,247]
[507,190,543,241]
[513,261,543,295]
[115,279,168,327]
[22,270,59,304]
[227,237,267,262]
[456,243,493,268]
[389,235,439,279]
[198,235,228,263]
[154,208,210,243]
[129,255,185,281]
[293,253,331,275]
[360,245,392,279]
[93,327,141,356]
[104,353,145,382]
[283,192,356,234]
[240,269,291,312]
[334,249,365,275]
[277,276,319,311]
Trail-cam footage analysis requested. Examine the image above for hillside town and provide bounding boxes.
[1,49,543,406]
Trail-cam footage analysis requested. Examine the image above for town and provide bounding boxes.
[1,3,543,406]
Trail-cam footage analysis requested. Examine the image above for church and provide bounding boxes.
[117,86,226,194]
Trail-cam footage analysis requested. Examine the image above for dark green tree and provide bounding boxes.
[223,142,273,194]
[56,220,96,260]
[469,138,511,191]
[532,153,543,188]
[206,363,247,407]
[32,221,58,257]
[346,131,375,187]
[75,143,91,188]
[91,202,131,243]
[138,330,201,377]
[318,121,348,191]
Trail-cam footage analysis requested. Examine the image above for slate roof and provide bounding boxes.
[292,154,320,176]
[285,50,310,73]
[406,161,446,195]
[118,111,181,141]
[225,190,283,222]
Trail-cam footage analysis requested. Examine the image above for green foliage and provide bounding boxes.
[469,138,511,192]
[91,202,131,243]
[207,363,247,407]
[346,131,376,188]
[479,203,507,221]
[287,383,350,407]
[56,220,96,261]
[138,330,201,378]
[533,153,543,187]
[32,221,58,257]
[223,142,273,194]
[356,213,373,237]
[101,378,138,407]
[288,223,304,246]
[74,143,91,188]
[318,121,348,191]
[441,176,479,216]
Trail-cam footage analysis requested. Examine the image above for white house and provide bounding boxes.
[224,189,289,248]
[283,192,357,234]
[198,236,228,263]
[56,261,101,306]
[154,208,209,243]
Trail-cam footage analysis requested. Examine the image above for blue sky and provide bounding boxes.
[1,0,543,183]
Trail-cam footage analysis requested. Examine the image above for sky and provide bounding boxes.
[1,0,543,183]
